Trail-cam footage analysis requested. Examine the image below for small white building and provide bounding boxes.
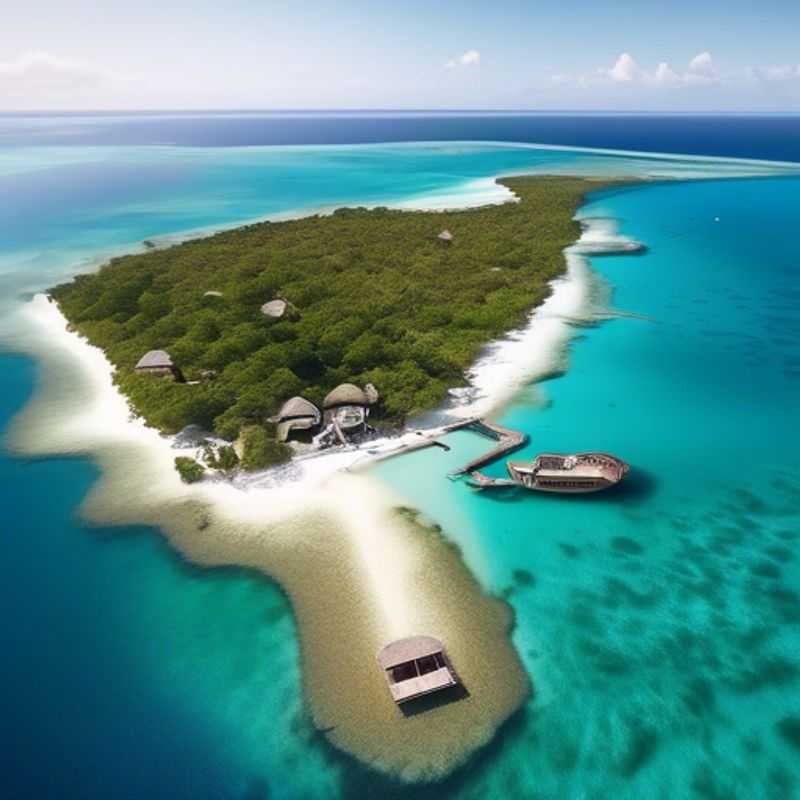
[377,636,458,704]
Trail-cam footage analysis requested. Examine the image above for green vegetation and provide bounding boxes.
[239,426,292,470]
[51,176,617,465]
[174,456,205,483]
[202,443,240,475]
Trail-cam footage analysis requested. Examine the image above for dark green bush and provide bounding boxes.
[240,427,292,471]
[203,444,240,474]
[174,456,205,484]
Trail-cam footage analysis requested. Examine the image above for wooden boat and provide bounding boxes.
[377,636,458,704]
[470,452,629,493]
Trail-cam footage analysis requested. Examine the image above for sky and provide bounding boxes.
[2,0,800,112]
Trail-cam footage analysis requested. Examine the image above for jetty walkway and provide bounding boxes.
[446,418,528,476]
[346,417,528,476]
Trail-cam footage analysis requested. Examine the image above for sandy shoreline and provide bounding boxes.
[1,169,640,782]
[4,290,531,782]
[451,215,640,418]
[7,205,641,492]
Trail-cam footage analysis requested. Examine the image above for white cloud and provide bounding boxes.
[752,63,800,82]
[685,51,718,84]
[608,52,639,82]
[445,49,481,69]
[652,61,682,86]
[0,51,106,91]
[688,51,715,77]
[599,51,720,88]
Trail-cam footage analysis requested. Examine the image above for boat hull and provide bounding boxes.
[516,479,617,494]
[506,452,629,494]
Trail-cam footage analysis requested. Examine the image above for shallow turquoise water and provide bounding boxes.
[2,141,789,305]
[1,135,799,798]
[375,176,800,797]
[0,356,325,798]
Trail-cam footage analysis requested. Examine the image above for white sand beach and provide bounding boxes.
[0,173,644,782]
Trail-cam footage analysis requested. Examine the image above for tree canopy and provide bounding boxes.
[51,176,614,465]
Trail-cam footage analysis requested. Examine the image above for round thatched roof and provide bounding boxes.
[261,299,287,318]
[276,419,316,441]
[135,349,174,369]
[275,396,321,422]
[438,229,454,242]
[323,383,368,409]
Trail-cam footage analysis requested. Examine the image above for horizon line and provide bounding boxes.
[2,108,800,117]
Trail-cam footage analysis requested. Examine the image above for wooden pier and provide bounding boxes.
[345,416,528,476]
[447,418,528,476]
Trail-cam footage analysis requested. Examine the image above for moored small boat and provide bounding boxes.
[469,451,629,493]
[506,452,629,493]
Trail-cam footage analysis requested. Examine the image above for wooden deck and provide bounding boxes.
[344,416,528,477]
[447,419,528,476]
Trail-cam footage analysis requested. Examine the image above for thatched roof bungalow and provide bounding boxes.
[136,350,173,370]
[135,350,184,382]
[323,383,369,409]
[438,229,454,243]
[322,383,378,435]
[268,396,322,442]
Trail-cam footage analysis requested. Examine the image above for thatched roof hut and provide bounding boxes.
[269,396,322,442]
[135,350,184,382]
[320,383,379,437]
[273,396,321,422]
[323,383,369,409]
[261,299,288,319]
[438,229,454,243]
[135,350,174,370]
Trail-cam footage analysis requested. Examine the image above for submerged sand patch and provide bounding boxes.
[2,206,645,780]
[0,178,653,781]
[4,296,528,782]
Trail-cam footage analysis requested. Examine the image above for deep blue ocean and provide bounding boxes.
[1,114,799,799]
[4,111,800,163]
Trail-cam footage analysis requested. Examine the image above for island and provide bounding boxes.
[29,173,639,781]
[50,176,623,476]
